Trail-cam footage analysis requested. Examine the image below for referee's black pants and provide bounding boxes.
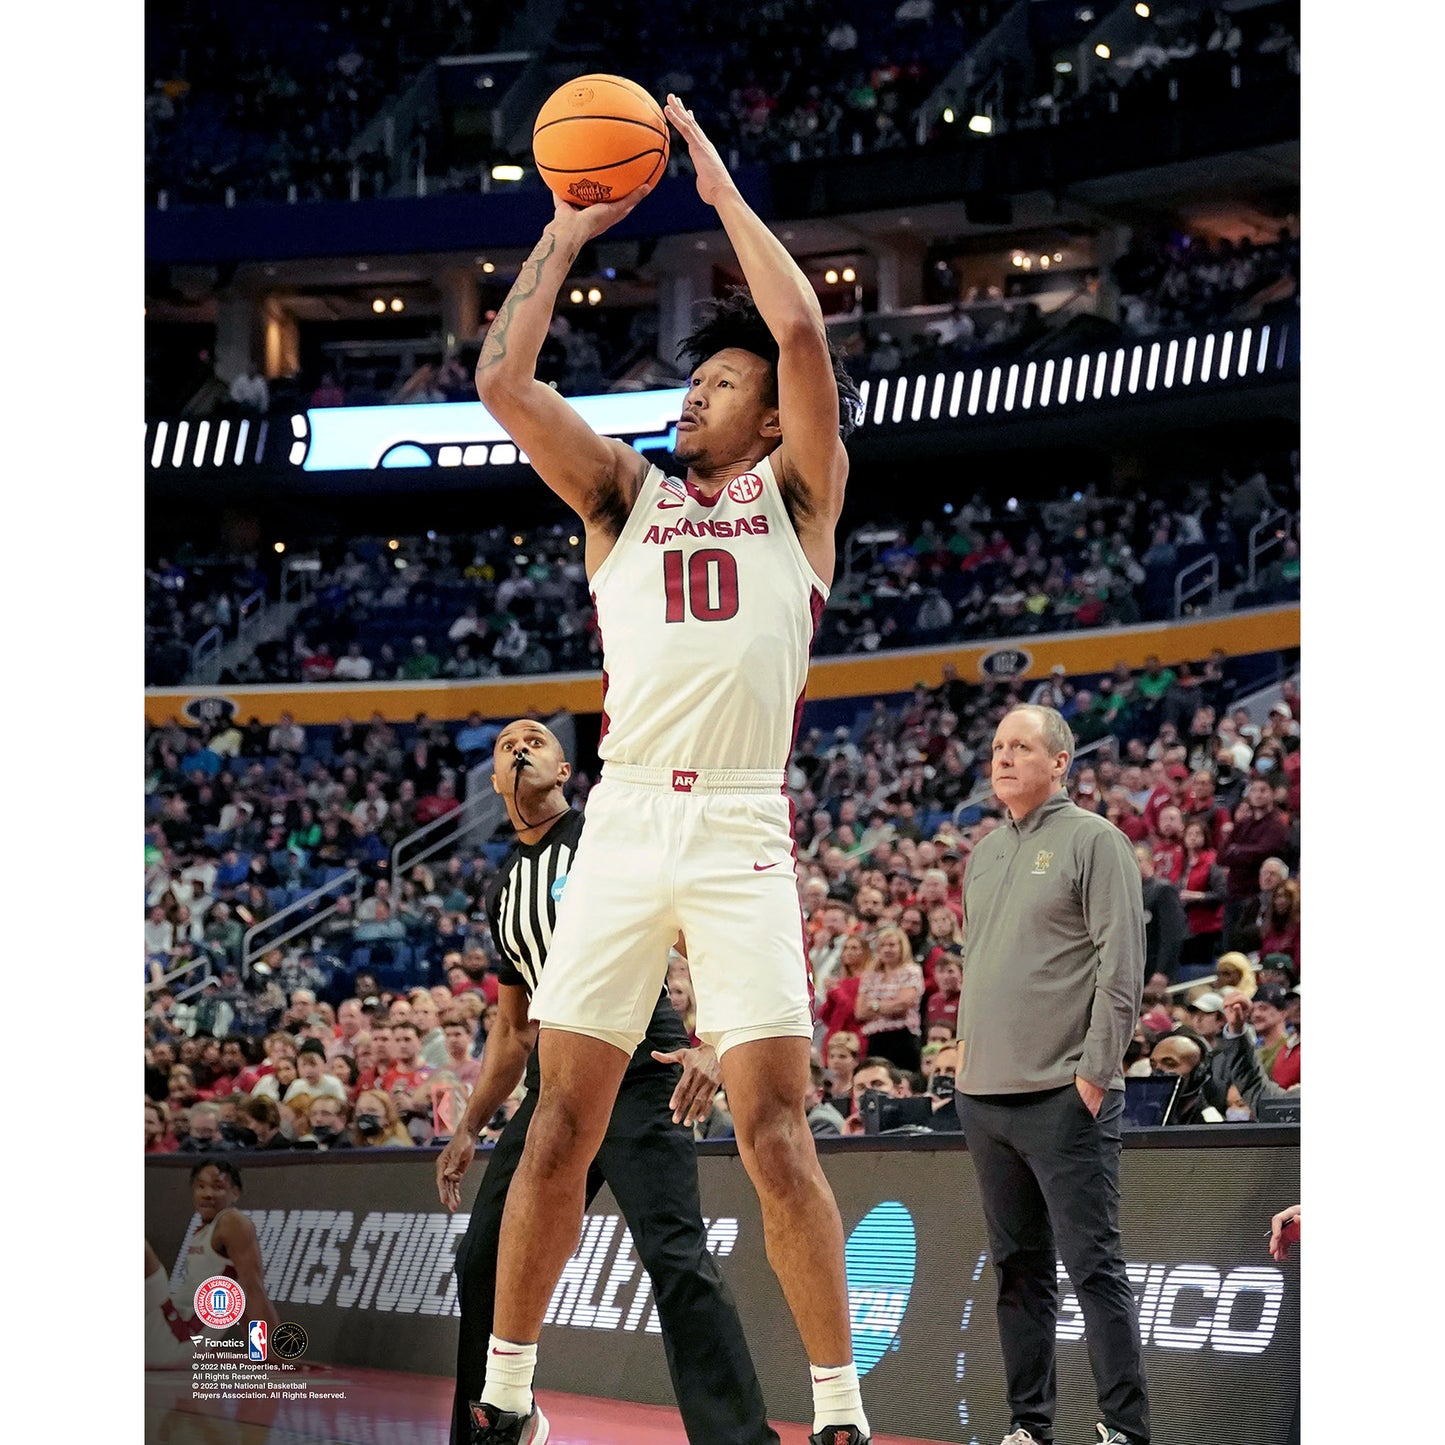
[451,1067,779,1445]
[955,1085,1150,1445]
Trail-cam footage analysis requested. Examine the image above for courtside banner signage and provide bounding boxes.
[146,1140,1299,1444]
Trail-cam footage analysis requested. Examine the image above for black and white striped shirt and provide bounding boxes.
[485,811,687,1073]
[487,810,584,995]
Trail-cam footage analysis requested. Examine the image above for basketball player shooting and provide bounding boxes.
[467,97,869,1445]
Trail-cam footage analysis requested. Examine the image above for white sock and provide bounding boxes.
[481,1334,537,1416]
[810,1360,868,1434]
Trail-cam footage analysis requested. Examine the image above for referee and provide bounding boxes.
[435,716,778,1445]
[954,705,1149,1445]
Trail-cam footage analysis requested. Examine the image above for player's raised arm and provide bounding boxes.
[475,189,654,534]
[665,96,851,523]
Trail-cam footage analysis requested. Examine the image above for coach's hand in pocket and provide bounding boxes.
[1074,1074,1105,1119]
[654,1043,723,1127]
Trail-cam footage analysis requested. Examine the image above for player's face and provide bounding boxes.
[191,1165,239,1222]
[673,349,778,468]
[492,721,569,799]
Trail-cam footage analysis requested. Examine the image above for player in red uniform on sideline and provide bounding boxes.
[464,96,869,1445]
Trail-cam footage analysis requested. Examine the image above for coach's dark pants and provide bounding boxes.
[451,1067,779,1445]
[955,1085,1150,1445]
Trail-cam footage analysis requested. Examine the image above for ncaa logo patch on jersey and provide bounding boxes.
[550,874,568,901]
[726,471,763,504]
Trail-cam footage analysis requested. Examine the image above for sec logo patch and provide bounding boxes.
[726,472,763,504]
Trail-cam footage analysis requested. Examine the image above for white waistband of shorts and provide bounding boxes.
[602,761,784,794]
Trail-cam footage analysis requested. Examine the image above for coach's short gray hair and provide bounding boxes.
[1006,704,1076,770]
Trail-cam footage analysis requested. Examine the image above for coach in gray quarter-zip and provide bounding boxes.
[955,704,1151,1445]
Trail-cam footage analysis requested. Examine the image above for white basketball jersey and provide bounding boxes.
[589,453,828,771]
[174,1215,234,1310]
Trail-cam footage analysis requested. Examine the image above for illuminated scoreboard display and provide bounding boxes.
[143,318,1298,479]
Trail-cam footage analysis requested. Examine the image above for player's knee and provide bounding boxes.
[523,1093,601,1175]
[736,1109,815,1196]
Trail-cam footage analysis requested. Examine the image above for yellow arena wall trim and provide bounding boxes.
[145,604,1299,728]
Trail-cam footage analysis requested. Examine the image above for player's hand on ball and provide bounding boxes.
[436,1132,477,1212]
[551,183,652,242]
[653,1044,722,1127]
[664,94,735,208]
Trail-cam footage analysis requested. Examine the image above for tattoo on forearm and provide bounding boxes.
[476,232,561,376]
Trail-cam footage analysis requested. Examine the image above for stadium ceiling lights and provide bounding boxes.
[967,114,993,134]
[491,164,524,182]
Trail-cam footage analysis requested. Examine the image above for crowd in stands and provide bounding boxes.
[951,1,1299,140]
[1113,227,1299,335]
[146,0,503,207]
[145,454,1299,688]
[145,553,273,687]
[144,642,1300,1153]
[147,0,1299,210]
[562,0,1009,166]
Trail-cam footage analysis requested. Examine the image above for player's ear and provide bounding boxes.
[760,406,782,439]
[490,771,500,794]
[557,761,572,785]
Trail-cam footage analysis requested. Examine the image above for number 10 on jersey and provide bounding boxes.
[663,548,739,623]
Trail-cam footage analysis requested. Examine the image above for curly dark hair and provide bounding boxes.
[676,289,863,439]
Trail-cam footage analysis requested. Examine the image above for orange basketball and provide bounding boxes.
[532,74,669,208]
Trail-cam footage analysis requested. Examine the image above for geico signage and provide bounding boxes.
[1057,1262,1286,1355]
[178,1209,740,1325]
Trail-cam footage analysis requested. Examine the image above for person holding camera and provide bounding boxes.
[434,717,777,1445]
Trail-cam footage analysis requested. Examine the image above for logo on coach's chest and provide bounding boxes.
[1032,850,1054,875]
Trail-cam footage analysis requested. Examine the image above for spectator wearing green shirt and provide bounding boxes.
[401,635,441,680]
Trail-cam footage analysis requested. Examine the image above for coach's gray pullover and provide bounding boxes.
[958,790,1144,1095]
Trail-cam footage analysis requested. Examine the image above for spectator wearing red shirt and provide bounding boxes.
[234,1031,297,1095]
[1257,879,1301,975]
[1217,778,1291,948]
[1148,804,1186,885]
[1177,820,1227,976]
[923,949,963,1036]
[441,1009,483,1086]
[416,776,462,826]
[145,1098,177,1153]
[1106,787,1150,843]
[816,934,871,1053]
[206,1038,249,1098]
[379,1020,433,1097]
[356,1022,395,1092]
[1143,763,1191,835]
[1183,769,1233,848]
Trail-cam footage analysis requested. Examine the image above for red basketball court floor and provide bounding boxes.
[145,1365,953,1444]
